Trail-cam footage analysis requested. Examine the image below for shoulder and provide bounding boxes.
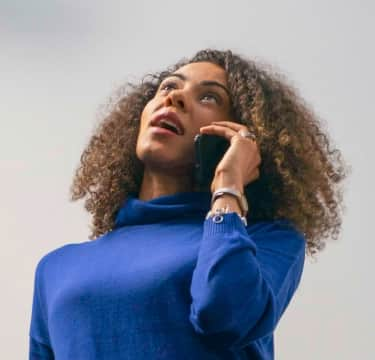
[33,241,88,279]
[246,219,306,259]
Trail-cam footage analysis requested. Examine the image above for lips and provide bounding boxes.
[150,109,185,135]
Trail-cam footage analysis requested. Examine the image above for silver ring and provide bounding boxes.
[238,129,256,141]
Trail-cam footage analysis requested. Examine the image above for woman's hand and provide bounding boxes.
[199,121,261,193]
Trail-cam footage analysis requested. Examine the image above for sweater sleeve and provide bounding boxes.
[189,213,305,351]
[29,260,54,359]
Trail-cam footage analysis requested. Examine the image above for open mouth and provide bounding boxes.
[150,110,185,136]
[155,119,181,135]
[151,126,179,135]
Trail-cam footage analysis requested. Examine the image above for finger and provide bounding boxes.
[201,125,259,150]
[207,121,257,142]
[211,121,254,135]
[201,120,251,133]
[199,124,238,141]
[211,121,245,131]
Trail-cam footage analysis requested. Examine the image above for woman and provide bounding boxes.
[29,49,348,359]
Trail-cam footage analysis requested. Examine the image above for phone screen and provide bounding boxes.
[193,134,230,188]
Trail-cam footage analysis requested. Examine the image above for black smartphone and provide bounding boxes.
[193,133,230,188]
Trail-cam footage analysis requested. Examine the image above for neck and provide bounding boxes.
[138,168,201,201]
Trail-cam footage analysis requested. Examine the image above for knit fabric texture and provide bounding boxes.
[29,191,305,359]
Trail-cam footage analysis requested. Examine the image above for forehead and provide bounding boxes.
[172,61,227,84]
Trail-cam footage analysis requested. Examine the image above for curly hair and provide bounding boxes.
[70,49,350,257]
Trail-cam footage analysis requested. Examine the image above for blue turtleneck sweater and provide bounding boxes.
[29,191,305,360]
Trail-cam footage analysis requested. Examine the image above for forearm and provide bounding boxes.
[210,170,245,217]
[189,215,306,349]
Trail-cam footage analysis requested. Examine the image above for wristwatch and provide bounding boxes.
[211,187,249,217]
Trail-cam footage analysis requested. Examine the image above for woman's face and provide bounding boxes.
[136,61,234,176]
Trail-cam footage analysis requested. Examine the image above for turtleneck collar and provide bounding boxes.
[114,191,212,227]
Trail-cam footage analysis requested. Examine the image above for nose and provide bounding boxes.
[163,89,186,111]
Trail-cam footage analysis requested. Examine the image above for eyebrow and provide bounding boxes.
[163,73,231,97]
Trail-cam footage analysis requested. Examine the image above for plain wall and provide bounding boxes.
[1,0,374,358]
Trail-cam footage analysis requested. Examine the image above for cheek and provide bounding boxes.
[138,99,156,135]
[195,108,228,128]
[139,104,150,129]
[136,110,147,147]
[136,101,155,151]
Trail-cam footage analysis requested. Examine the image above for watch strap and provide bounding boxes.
[211,187,248,216]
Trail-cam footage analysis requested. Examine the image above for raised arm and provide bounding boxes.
[189,213,305,351]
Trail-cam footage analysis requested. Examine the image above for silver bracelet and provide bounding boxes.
[211,187,248,217]
[205,205,248,226]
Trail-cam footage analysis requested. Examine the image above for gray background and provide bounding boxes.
[1,0,374,358]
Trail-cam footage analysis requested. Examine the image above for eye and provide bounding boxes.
[200,93,221,104]
[159,81,177,92]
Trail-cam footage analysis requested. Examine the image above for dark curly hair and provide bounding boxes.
[70,49,350,257]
